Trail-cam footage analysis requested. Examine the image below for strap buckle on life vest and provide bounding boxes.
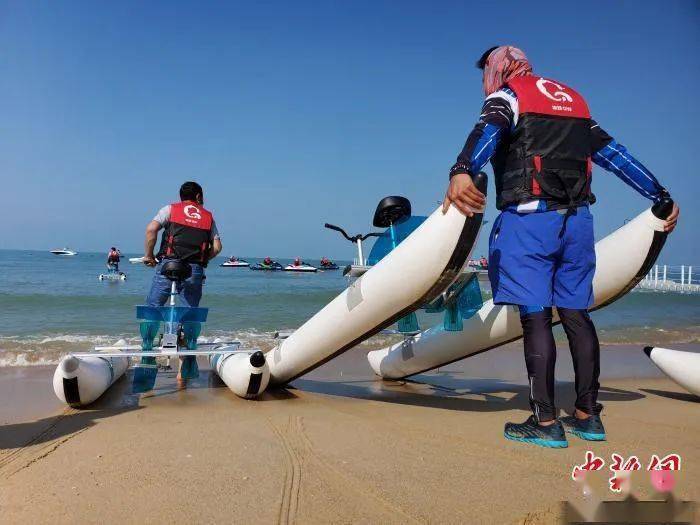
[166,235,174,256]
[585,156,593,193]
[532,155,542,196]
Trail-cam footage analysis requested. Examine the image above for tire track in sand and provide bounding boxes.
[292,415,421,524]
[0,408,81,476]
[268,416,302,525]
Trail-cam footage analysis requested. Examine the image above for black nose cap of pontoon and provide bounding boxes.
[651,198,674,220]
[643,346,654,358]
[249,351,266,368]
[471,171,488,195]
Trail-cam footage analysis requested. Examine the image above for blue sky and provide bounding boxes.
[1,1,698,263]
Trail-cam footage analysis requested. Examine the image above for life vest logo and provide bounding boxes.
[536,78,574,103]
[183,205,202,220]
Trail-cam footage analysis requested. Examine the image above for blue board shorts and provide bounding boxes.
[488,206,595,309]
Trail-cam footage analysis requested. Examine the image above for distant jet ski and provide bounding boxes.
[129,257,145,264]
[50,248,77,256]
[319,258,339,270]
[284,262,318,273]
[644,346,700,397]
[221,257,250,267]
[250,260,283,271]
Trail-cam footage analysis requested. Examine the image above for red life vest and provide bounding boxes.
[157,201,214,265]
[492,75,595,210]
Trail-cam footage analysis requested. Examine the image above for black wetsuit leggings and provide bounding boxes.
[520,307,602,422]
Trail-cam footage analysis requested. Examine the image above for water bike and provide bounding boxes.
[263,173,487,385]
[368,199,676,379]
[283,262,318,273]
[129,256,145,264]
[250,261,284,271]
[221,257,250,268]
[50,247,77,256]
[54,260,270,407]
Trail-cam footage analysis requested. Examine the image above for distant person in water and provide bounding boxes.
[143,181,222,308]
[107,247,121,272]
[442,45,679,448]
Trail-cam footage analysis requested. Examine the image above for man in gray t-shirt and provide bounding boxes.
[141,181,222,383]
[143,181,222,307]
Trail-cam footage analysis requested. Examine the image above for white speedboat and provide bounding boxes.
[129,257,145,264]
[221,258,250,268]
[284,262,318,273]
[50,247,77,256]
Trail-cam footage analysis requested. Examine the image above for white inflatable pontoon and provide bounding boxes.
[644,347,700,397]
[368,202,672,379]
[210,349,270,398]
[53,340,130,407]
[266,174,488,385]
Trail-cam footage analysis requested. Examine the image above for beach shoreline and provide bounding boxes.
[1,342,698,523]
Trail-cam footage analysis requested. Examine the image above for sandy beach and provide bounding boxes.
[1,342,698,524]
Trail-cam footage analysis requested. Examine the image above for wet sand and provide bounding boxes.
[1,342,699,524]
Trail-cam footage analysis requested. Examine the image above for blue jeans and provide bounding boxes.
[146,262,205,307]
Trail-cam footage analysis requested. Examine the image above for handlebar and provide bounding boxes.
[324,223,382,243]
[324,223,353,242]
[651,197,674,221]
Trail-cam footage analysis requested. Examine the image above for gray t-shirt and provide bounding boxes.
[153,205,220,241]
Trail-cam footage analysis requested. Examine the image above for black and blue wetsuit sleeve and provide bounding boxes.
[449,94,513,178]
[590,121,668,202]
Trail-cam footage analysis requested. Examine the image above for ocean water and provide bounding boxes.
[0,250,698,366]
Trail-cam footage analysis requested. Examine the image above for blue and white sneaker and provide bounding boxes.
[560,414,606,441]
[504,416,568,449]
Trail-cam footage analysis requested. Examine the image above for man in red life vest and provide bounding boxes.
[142,182,222,381]
[143,181,222,307]
[442,46,679,448]
[107,247,121,272]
